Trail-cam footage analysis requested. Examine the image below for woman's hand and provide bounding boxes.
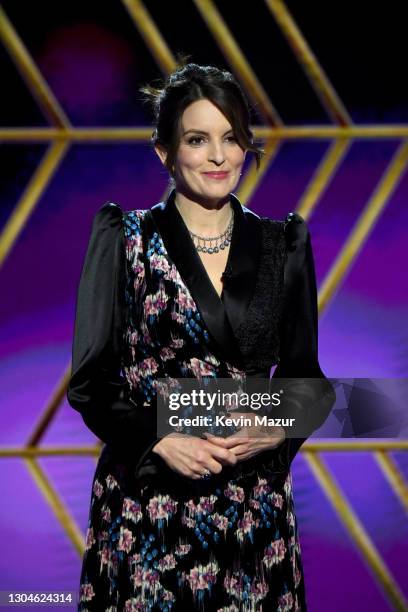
[152,433,238,480]
[203,412,286,462]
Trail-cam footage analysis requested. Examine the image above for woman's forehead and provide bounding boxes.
[181,99,232,131]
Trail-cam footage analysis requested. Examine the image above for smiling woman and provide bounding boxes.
[158,99,246,202]
[140,62,263,181]
[142,65,265,303]
[156,97,249,300]
[67,61,333,611]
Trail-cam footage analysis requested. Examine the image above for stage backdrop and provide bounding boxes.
[0,2,407,611]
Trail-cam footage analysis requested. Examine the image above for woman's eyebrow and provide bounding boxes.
[182,128,233,136]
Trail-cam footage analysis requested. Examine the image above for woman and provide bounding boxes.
[67,63,334,611]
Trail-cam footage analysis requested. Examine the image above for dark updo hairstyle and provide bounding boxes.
[139,58,264,182]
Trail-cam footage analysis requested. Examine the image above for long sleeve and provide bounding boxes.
[270,212,335,464]
[67,203,160,473]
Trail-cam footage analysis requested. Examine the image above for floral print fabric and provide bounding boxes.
[79,449,305,611]
[77,207,307,611]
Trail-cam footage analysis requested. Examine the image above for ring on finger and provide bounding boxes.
[200,469,212,480]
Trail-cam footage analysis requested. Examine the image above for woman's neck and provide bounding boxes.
[174,191,233,235]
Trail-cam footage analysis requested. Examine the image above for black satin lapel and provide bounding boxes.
[150,188,243,367]
[222,193,262,333]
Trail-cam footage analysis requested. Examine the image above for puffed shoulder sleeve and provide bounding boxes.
[271,213,335,459]
[67,203,159,470]
[275,212,322,376]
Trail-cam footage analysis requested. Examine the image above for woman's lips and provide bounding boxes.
[202,171,230,180]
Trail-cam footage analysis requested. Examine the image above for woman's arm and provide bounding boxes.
[270,212,335,461]
[66,203,160,473]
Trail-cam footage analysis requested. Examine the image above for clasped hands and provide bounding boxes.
[152,412,286,480]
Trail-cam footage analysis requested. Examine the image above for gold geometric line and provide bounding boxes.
[319,139,408,314]
[0,7,71,128]
[27,365,73,447]
[4,126,408,141]
[1,441,407,458]
[305,451,408,612]
[0,140,70,267]
[374,450,408,514]
[193,0,282,126]
[302,440,408,451]
[251,125,408,139]
[0,128,155,141]
[24,457,85,556]
[296,138,352,220]
[265,0,352,126]
[120,0,176,74]
[236,137,282,206]
[0,447,101,458]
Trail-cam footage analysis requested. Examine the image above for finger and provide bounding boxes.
[205,458,223,475]
[204,433,250,448]
[207,445,237,466]
[181,466,202,480]
[229,443,250,456]
[220,434,251,447]
[190,472,204,480]
[195,467,213,479]
[202,433,229,447]
[235,453,250,462]
[189,464,212,480]
[204,434,248,450]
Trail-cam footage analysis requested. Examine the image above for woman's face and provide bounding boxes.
[156,98,246,205]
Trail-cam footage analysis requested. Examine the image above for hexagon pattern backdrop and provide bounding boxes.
[0,2,407,611]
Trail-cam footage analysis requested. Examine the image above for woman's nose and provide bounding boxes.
[208,141,226,165]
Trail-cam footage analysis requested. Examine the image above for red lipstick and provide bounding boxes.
[202,171,230,180]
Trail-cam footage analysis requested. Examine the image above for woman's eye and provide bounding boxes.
[187,135,237,145]
[188,136,205,145]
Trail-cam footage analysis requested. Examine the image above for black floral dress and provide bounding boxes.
[67,187,333,611]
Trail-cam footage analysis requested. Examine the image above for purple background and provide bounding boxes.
[0,2,407,610]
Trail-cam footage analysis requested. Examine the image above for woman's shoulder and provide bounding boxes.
[261,211,310,246]
[260,210,306,227]
[85,203,144,250]
[95,201,148,219]
[283,212,310,245]
[93,201,123,226]
[93,202,148,232]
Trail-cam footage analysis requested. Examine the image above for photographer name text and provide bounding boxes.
[168,415,295,428]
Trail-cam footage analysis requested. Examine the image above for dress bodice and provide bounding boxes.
[67,188,335,475]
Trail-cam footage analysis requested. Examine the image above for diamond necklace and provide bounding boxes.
[188,209,234,254]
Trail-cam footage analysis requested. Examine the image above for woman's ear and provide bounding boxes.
[154,143,168,167]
